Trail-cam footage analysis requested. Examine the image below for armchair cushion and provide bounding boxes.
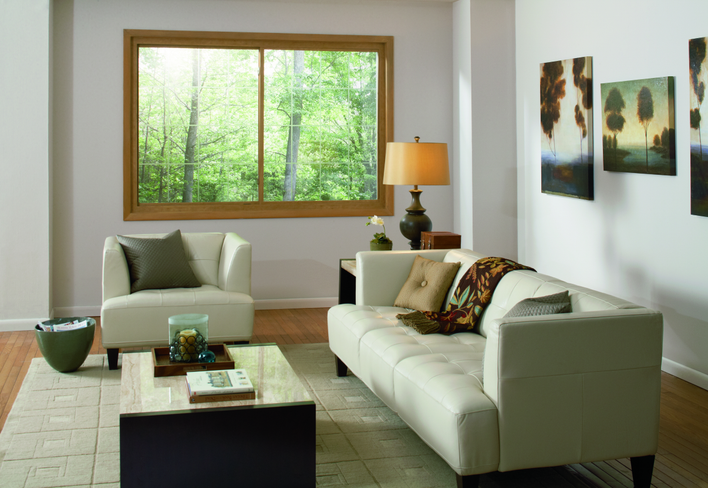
[117,229,201,293]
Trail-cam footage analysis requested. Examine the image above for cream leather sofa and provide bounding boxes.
[101,232,254,369]
[328,249,663,488]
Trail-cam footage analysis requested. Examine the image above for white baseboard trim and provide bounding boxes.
[662,357,708,391]
[0,318,50,332]
[54,306,102,318]
[254,297,337,310]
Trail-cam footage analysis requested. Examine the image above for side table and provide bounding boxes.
[339,259,356,304]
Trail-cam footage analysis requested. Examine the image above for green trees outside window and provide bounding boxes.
[124,31,393,221]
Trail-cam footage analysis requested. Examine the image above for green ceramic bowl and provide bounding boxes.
[35,317,96,373]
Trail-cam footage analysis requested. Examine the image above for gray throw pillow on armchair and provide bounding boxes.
[117,229,202,293]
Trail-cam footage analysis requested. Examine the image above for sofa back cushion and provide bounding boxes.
[477,270,642,337]
[440,250,642,337]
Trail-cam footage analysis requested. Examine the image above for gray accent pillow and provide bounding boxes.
[117,230,201,293]
[505,291,571,318]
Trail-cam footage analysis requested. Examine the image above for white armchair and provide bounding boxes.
[100,232,255,369]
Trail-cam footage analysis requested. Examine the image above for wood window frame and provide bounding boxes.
[123,29,394,221]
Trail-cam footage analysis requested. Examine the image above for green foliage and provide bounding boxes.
[137,47,379,204]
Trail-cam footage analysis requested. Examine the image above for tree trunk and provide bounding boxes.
[645,128,649,171]
[283,51,304,201]
[182,49,200,203]
[159,79,168,203]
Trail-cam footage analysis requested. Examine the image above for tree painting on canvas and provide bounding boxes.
[690,37,708,217]
[540,56,594,200]
[600,77,676,176]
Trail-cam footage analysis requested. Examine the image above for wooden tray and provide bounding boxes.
[152,343,235,377]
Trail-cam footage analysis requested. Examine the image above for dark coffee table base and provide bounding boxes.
[120,403,315,487]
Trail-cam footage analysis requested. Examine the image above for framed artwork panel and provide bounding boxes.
[690,37,708,217]
[601,76,676,176]
[540,56,594,200]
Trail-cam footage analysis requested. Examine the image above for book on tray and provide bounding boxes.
[186,369,254,399]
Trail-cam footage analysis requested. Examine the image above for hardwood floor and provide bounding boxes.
[0,308,706,487]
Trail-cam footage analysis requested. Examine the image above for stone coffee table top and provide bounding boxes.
[120,344,313,416]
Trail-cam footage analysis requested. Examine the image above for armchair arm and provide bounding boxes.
[102,236,131,302]
[484,308,663,471]
[355,249,449,306]
[218,232,252,294]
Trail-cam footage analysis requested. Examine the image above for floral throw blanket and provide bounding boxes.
[397,256,535,335]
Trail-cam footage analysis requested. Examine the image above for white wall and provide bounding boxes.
[51,0,455,316]
[516,0,708,388]
[0,0,52,330]
[453,0,517,258]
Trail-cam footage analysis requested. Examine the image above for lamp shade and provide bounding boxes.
[383,141,450,186]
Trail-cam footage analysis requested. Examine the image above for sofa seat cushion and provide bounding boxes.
[359,325,486,411]
[101,285,254,348]
[327,304,403,374]
[393,352,499,476]
[328,303,487,412]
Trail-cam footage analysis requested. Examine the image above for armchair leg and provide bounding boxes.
[107,349,119,370]
[456,474,480,488]
[630,455,655,488]
[335,355,348,377]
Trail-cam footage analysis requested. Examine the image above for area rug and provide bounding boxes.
[0,344,463,488]
[0,344,621,488]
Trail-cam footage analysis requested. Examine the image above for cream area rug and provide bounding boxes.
[0,344,463,488]
[0,343,614,488]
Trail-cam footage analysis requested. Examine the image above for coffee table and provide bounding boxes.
[119,344,315,487]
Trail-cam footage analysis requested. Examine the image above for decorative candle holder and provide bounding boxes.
[168,314,209,363]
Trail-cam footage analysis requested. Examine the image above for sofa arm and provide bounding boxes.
[483,308,663,471]
[355,249,449,306]
[102,236,131,303]
[218,232,252,294]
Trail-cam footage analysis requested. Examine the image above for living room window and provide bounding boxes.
[123,30,393,220]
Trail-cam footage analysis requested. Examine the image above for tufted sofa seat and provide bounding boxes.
[328,249,663,487]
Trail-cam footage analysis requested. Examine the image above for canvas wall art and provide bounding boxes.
[690,37,708,217]
[540,56,593,200]
[601,77,676,176]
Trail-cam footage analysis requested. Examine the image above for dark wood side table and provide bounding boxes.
[339,259,357,304]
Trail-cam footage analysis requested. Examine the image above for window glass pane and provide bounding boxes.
[137,47,258,203]
[263,49,378,202]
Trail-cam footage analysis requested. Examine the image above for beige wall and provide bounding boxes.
[0,0,52,330]
[50,0,455,316]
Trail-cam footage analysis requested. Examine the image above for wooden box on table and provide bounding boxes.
[420,231,461,250]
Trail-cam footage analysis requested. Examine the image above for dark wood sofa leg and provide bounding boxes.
[107,348,119,370]
[456,474,480,488]
[335,355,348,377]
[631,455,655,488]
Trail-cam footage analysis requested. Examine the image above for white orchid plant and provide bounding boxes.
[366,215,392,244]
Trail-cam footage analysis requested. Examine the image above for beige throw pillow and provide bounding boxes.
[394,255,461,312]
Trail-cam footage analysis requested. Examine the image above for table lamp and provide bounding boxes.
[383,137,450,250]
